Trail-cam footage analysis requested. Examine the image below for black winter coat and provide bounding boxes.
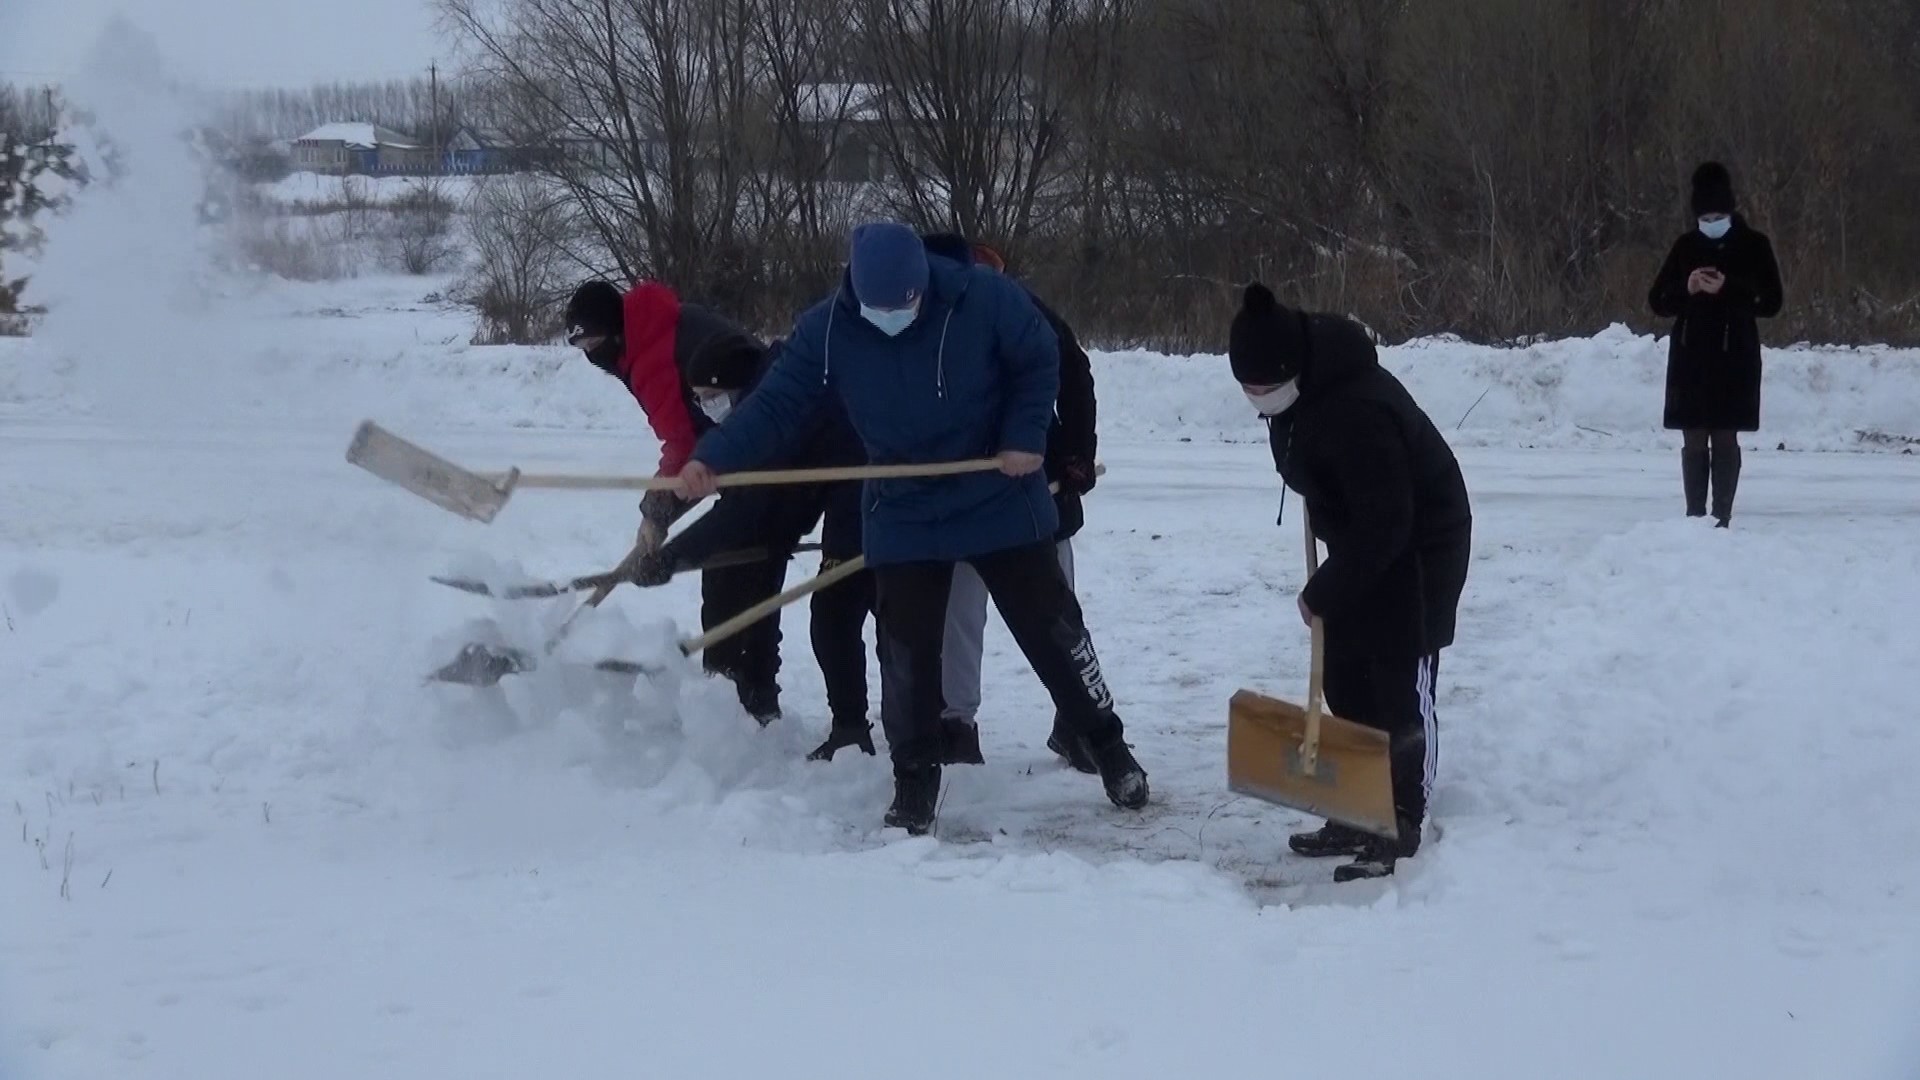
[1033,293,1097,541]
[663,339,866,568]
[1268,313,1473,658]
[1647,216,1783,432]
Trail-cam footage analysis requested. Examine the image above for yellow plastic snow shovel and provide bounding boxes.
[1226,508,1398,839]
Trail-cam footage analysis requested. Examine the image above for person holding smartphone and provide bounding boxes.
[1647,161,1784,527]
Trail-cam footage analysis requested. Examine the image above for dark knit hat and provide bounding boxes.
[564,280,623,343]
[848,222,929,309]
[1228,282,1307,386]
[1690,161,1736,217]
[685,340,761,391]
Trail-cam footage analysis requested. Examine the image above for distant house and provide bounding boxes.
[290,123,425,174]
[789,83,889,183]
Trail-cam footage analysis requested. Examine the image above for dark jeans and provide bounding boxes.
[873,541,1124,769]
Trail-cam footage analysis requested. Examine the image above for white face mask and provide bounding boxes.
[1244,380,1301,416]
[860,301,919,337]
[698,393,734,422]
[1698,216,1731,240]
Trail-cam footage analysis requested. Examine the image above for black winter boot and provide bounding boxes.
[884,765,941,835]
[1046,710,1099,774]
[1086,732,1149,810]
[1334,813,1423,883]
[1681,448,1710,518]
[937,718,985,765]
[807,719,876,762]
[1710,443,1741,527]
[1288,821,1374,859]
[738,681,781,726]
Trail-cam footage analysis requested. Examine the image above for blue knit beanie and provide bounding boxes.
[848,222,928,309]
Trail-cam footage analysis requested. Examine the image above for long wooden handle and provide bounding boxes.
[508,459,1001,492]
[1302,507,1325,770]
[679,555,868,657]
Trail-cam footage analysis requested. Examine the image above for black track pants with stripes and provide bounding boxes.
[873,541,1125,770]
[1321,642,1440,825]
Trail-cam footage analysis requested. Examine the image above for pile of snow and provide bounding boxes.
[6,279,1919,454]
[258,171,477,211]
[1098,323,1920,452]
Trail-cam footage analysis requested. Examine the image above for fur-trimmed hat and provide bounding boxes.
[1228,282,1307,386]
[1691,161,1736,217]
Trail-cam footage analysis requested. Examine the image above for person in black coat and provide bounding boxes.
[623,336,877,752]
[1647,161,1784,527]
[1227,282,1472,882]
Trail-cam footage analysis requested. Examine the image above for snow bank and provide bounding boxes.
[5,275,1920,452]
[1098,323,1920,452]
[258,171,477,210]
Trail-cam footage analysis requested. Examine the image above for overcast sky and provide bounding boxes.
[1,0,444,89]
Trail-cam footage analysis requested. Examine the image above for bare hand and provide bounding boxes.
[1687,268,1711,295]
[997,450,1044,477]
[1297,593,1314,627]
[1700,269,1725,295]
[676,460,720,501]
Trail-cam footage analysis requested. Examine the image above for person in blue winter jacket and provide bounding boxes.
[675,221,1150,835]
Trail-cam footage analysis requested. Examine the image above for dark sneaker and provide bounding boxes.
[884,765,941,835]
[1086,732,1149,810]
[807,720,876,762]
[938,718,985,765]
[1287,821,1374,859]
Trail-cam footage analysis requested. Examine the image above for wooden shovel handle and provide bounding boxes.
[508,459,1002,492]
[679,555,867,657]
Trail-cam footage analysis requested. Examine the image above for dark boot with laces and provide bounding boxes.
[884,765,941,835]
[1333,814,1423,883]
[1288,821,1374,859]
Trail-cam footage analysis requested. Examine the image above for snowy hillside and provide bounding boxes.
[3,271,1919,1079]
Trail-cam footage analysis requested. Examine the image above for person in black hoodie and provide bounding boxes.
[1227,282,1472,882]
[920,236,1102,771]
[1647,161,1784,527]
[565,279,798,720]
[622,335,880,756]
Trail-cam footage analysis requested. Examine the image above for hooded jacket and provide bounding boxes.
[609,282,766,478]
[1267,312,1472,656]
[691,240,1062,567]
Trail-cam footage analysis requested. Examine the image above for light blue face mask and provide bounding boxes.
[1698,216,1731,240]
[860,302,919,337]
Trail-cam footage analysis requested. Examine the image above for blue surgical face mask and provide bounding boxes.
[1698,215,1731,240]
[860,302,919,337]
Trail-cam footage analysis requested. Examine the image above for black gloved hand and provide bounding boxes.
[627,548,676,587]
[639,489,688,534]
[1056,457,1098,496]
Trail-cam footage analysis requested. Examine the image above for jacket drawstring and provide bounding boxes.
[822,290,838,384]
[935,307,956,399]
[1723,325,1729,352]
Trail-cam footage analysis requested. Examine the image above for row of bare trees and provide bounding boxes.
[439,0,1920,349]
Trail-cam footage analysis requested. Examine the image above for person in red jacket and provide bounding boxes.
[563,278,787,721]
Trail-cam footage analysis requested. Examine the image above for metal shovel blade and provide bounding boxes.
[346,420,518,524]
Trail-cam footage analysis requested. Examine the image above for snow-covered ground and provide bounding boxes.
[3,271,1919,1079]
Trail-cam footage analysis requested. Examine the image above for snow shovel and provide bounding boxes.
[429,553,869,687]
[1225,509,1399,840]
[346,420,1000,524]
[430,543,823,599]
